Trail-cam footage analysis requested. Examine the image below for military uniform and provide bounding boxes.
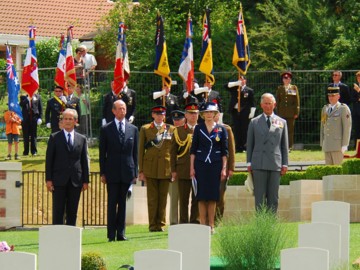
[216,123,235,221]
[326,83,351,106]
[45,96,67,133]
[320,102,351,165]
[66,94,81,125]
[103,87,136,123]
[170,122,199,224]
[276,84,300,149]
[139,112,175,231]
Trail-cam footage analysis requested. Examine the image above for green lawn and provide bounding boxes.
[1,223,360,269]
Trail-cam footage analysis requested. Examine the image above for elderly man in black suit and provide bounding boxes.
[45,108,89,226]
[99,99,138,242]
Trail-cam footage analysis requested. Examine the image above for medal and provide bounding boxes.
[215,135,220,142]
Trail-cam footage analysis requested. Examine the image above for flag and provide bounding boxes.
[21,26,39,98]
[199,9,215,85]
[6,46,22,120]
[113,22,130,95]
[154,11,171,88]
[65,26,77,93]
[232,4,251,75]
[54,33,66,90]
[178,13,194,93]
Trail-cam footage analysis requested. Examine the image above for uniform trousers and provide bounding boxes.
[285,117,295,148]
[325,151,343,165]
[146,177,170,231]
[215,178,228,221]
[168,180,179,225]
[253,170,281,213]
[178,178,199,224]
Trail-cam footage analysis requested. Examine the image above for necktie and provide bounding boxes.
[67,133,73,150]
[119,122,125,143]
[266,116,271,128]
[329,107,333,114]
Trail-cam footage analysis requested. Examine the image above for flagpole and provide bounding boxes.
[237,73,241,112]
[162,77,166,107]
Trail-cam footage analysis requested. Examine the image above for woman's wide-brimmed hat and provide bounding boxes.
[199,102,219,115]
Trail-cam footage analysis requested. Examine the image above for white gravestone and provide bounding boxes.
[134,249,182,270]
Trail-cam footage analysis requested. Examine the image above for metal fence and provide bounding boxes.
[21,170,107,227]
[1,69,359,146]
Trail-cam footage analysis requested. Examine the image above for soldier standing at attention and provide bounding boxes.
[170,103,200,224]
[138,106,175,232]
[276,71,300,150]
[45,86,67,133]
[321,87,352,165]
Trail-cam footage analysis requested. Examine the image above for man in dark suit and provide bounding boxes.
[225,76,255,152]
[326,70,351,106]
[102,81,137,126]
[45,108,89,226]
[20,92,42,156]
[45,86,67,133]
[247,93,289,213]
[99,100,138,242]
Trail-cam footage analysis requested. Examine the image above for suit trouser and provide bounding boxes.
[146,178,170,231]
[52,181,82,226]
[231,110,250,151]
[168,180,179,225]
[253,170,280,213]
[22,118,38,155]
[106,182,130,239]
[325,151,343,165]
[285,117,295,148]
[178,178,199,224]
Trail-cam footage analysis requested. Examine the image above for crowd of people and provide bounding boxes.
[4,68,360,240]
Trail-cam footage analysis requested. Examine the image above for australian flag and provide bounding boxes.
[6,46,22,120]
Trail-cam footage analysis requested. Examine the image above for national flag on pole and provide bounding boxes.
[65,26,77,93]
[199,9,215,85]
[6,46,22,120]
[113,22,130,95]
[21,26,39,98]
[54,33,66,90]
[154,11,171,88]
[178,13,194,93]
[232,4,251,75]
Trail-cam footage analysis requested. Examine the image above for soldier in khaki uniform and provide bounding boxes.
[215,114,235,222]
[276,72,300,149]
[320,87,352,165]
[170,103,200,224]
[138,106,175,232]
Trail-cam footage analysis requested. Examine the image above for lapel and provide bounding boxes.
[124,122,132,142]
[110,121,124,145]
[259,115,270,137]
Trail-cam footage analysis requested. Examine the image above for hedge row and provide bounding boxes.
[228,158,360,186]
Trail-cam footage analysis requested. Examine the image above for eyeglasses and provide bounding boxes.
[332,74,340,77]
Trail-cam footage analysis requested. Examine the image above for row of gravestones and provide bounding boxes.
[281,200,350,270]
[0,200,350,270]
[0,224,212,270]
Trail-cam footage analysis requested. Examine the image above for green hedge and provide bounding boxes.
[229,160,360,186]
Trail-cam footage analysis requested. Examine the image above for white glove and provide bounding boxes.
[341,146,348,154]
[128,115,135,124]
[218,113,224,124]
[102,118,107,127]
[194,87,209,95]
[183,92,189,99]
[228,80,242,88]
[153,89,166,100]
[46,123,51,129]
[249,107,256,119]
[37,118,42,125]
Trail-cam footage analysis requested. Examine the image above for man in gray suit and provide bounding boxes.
[246,93,289,213]
[320,87,352,165]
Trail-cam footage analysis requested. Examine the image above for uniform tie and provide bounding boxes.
[329,107,333,114]
[119,122,125,143]
[266,116,271,129]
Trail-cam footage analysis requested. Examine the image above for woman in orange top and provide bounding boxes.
[4,110,22,160]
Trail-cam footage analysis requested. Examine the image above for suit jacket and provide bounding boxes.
[276,84,300,118]
[225,85,254,114]
[20,93,42,122]
[139,122,175,179]
[123,87,136,120]
[45,130,89,187]
[326,83,351,106]
[66,95,81,124]
[103,88,136,123]
[247,114,289,171]
[351,84,360,115]
[320,103,352,152]
[45,97,66,130]
[99,120,139,183]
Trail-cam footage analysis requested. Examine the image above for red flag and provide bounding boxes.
[21,26,39,98]
[54,33,66,89]
[65,26,77,93]
[113,22,130,95]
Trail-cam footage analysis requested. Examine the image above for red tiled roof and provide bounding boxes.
[0,0,114,38]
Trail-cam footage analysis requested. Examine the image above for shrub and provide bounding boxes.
[228,172,247,185]
[280,171,306,185]
[216,207,290,270]
[342,159,360,174]
[82,252,107,270]
[304,165,342,179]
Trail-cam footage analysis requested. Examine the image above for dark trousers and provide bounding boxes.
[52,181,82,226]
[178,178,199,224]
[231,110,250,152]
[106,182,130,240]
[352,113,360,141]
[22,118,38,155]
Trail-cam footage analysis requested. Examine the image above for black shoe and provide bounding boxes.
[5,154,11,160]
[117,235,128,241]
[108,238,115,242]
[15,154,20,160]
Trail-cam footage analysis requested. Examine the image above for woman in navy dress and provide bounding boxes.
[190,102,228,233]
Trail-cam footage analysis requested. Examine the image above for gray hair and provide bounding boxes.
[112,99,126,109]
[63,108,78,120]
[260,93,276,103]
